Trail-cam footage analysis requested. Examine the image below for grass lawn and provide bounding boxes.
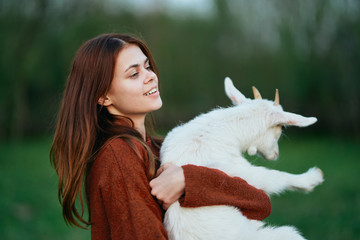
[0,137,90,240]
[0,135,359,239]
[250,135,360,239]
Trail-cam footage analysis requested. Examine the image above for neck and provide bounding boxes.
[130,115,146,141]
[107,106,147,140]
[206,107,262,153]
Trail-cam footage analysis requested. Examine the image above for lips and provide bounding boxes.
[144,87,158,96]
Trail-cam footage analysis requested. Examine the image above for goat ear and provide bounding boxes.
[224,77,246,105]
[270,111,317,127]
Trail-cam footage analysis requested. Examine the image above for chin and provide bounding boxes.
[145,97,162,113]
[153,98,163,110]
[153,104,163,111]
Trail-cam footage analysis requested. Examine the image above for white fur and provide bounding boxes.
[160,77,324,240]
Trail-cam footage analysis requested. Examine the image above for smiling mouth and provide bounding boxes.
[144,88,158,96]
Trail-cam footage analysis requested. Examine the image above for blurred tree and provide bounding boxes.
[0,0,49,140]
[0,0,359,140]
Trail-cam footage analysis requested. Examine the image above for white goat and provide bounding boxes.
[160,77,324,240]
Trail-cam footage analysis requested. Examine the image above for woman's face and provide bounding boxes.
[103,44,162,120]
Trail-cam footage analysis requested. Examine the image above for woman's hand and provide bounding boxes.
[149,163,185,210]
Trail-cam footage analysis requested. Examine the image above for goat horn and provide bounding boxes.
[252,86,262,99]
[274,89,280,106]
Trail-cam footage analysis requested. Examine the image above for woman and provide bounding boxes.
[50,33,271,239]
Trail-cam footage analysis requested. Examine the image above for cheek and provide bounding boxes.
[108,84,137,109]
[115,91,142,111]
[273,142,279,153]
[271,137,279,150]
[110,81,140,101]
[264,136,279,153]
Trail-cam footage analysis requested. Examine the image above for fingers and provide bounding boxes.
[162,203,171,210]
[155,199,170,210]
[149,163,185,210]
[155,163,171,177]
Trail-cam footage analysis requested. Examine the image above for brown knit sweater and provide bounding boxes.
[87,137,271,240]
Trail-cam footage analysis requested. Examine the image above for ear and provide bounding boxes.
[224,77,246,105]
[269,111,317,127]
[98,95,112,107]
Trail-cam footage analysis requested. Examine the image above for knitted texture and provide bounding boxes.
[87,138,271,239]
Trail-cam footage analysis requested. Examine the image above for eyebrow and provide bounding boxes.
[125,58,149,73]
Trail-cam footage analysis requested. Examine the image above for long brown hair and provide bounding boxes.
[50,33,161,228]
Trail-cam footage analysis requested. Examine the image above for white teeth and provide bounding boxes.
[144,88,157,96]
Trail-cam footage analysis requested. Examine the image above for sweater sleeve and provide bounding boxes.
[88,139,168,240]
[179,164,271,221]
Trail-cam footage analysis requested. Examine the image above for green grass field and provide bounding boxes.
[0,135,359,239]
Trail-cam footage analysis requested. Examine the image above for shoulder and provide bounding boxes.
[89,138,148,185]
[97,137,147,162]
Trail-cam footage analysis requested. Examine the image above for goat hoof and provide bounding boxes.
[316,168,324,178]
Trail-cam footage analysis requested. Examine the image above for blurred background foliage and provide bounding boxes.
[0,0,359,139]
[0,0,359,239]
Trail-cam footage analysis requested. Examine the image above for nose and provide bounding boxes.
[144,68,157,84]
[270,152,278,161]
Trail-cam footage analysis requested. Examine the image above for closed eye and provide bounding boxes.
[130,71,139,78]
